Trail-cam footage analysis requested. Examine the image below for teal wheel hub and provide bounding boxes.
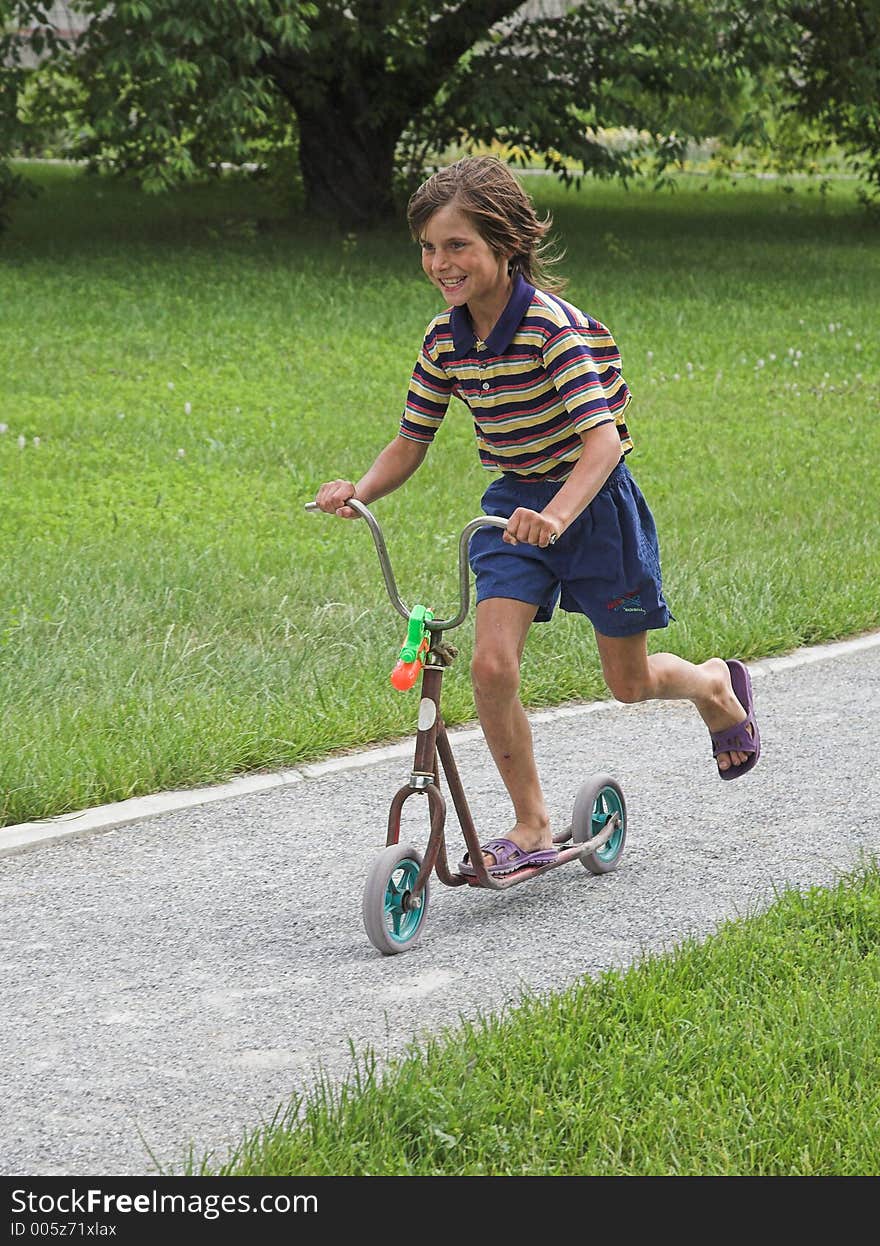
[363,844,430,955]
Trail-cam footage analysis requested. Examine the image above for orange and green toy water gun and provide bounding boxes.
[390,604,434,690]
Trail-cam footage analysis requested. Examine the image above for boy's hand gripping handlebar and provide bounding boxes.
[304,497,508,639]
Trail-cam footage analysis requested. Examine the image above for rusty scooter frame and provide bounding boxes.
[305,497,627,955]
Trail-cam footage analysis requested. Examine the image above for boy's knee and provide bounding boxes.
[604,672,650,704]
[471,648,520,697]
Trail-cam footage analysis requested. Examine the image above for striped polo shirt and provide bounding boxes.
[399,273,633,481]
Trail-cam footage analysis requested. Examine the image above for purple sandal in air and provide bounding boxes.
[458,838,558,877]
[710,659,761,780]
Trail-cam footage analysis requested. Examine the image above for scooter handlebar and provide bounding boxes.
[304,499,506,630]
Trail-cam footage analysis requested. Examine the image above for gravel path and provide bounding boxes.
[2,639,878,1176]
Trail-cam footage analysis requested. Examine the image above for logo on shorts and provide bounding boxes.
[607,590,646,615]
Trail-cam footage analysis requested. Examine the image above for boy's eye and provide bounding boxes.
[421,240,468,252]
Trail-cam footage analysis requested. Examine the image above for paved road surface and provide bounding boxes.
[2,638,878,1176]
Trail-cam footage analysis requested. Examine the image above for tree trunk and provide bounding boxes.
[296,103,400,230]
[264,3,526,228]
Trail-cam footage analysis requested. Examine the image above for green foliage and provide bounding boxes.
[720,1,880,203]
[788,0,880,206]
[53,0,314,191]
[399,1,752,189]
[13,62,87,159]
[0,0,67,230]
[3,2,880,227]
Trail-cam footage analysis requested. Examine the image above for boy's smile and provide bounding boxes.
[419,202,512,337]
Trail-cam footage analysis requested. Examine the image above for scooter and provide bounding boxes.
[305,498,626,955]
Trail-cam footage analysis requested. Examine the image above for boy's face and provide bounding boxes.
[419,202,510,313]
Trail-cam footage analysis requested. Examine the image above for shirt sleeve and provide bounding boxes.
[399,334,454,444]
[541,319,632,435]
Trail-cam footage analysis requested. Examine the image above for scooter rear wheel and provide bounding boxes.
[362,843,430,955]
[571,775,627,875]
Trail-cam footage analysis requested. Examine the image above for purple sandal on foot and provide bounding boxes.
[458,838,557,877]
[710,659,761,780]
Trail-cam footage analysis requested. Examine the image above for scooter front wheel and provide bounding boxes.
[572,774,627,875]
[362,843,430,955]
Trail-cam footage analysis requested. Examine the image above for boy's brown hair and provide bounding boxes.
[407,156,566,294]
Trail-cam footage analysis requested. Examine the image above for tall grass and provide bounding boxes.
[1,165,878,826]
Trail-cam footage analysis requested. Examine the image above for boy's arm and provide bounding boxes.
[542,421,623,530]
[315,434,429,519]
[504,421,622,546]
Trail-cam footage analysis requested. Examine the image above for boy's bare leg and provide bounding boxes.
[470,613,753,870]
[471,598,553,862]
[594,631,754,773]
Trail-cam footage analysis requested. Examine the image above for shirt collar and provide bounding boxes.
[449,273,535,359]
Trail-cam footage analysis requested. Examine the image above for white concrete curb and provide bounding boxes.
[2,630,879,859]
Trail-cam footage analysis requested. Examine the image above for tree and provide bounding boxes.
[260,2,529,224]
[3,0,749,227]
[0,1,70,227]
[784,0,880,204]
[46,1,315,190]
[3,1,879,232]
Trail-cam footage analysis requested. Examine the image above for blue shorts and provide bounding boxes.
[468,463,672,637]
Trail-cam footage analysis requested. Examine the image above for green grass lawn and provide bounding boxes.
[200,864,880,1176]
[1,164,878,827]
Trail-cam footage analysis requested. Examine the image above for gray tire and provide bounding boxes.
[571,774,627,875]
[362,843,430,955]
